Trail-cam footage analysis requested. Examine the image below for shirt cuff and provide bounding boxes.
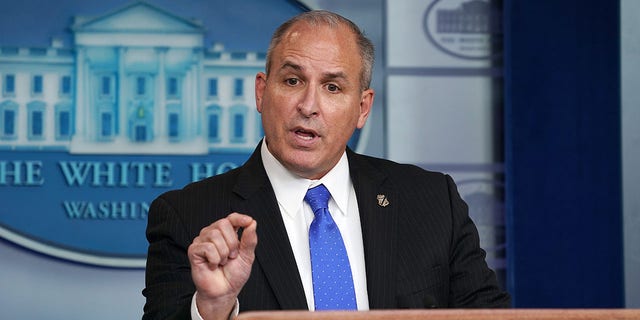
[191,292,240,320]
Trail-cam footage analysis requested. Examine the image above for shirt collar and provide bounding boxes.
[261,140,351,219]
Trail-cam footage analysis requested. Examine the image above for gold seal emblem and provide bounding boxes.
[376,194,389,207]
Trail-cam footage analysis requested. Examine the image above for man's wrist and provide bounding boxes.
[191,293,205,320]
[192,291,239,320]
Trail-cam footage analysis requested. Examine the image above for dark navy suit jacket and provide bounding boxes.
[142,142,510,319]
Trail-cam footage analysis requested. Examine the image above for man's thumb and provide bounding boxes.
[239,220,258,258]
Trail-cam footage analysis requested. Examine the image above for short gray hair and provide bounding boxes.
[265,10,375,91]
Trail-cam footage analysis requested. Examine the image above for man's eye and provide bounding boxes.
[286,78,299,86]
[327,84,340,92]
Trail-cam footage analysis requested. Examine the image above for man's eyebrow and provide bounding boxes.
[278,61,350,84]
[278,61,302,72]
[322,71,348,82]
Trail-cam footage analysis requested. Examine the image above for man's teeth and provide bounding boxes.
[296,130,315,139]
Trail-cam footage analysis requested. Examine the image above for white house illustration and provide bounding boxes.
[436,0,501,34]
[0,1,264,154]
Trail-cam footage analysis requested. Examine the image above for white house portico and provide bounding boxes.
[0,1,264,155]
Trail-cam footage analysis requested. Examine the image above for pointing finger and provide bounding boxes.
[227,213,254,228]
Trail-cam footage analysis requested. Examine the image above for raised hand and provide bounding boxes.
[188,213,258,320]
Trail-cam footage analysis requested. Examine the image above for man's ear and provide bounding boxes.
[357,88,375,129]
[255,72,267,113]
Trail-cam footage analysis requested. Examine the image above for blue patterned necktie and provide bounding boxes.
[304,184,357,310]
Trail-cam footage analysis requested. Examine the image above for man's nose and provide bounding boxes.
[297,86,319,117]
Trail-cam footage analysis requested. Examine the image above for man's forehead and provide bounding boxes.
[283,21,353,44]
[267,21,361,81]
[275,25,356,59]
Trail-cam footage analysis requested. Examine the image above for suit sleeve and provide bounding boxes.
[142,195,195,320]
[445,175,511,308]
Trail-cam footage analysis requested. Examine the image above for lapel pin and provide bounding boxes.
[376,194,389,207]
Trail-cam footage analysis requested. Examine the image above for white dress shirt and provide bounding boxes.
[191,141,369,319]
[260,141,369,311]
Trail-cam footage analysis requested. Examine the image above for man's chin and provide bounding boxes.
[285,158,324,180]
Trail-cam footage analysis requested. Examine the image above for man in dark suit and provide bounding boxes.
[143,10,510,320]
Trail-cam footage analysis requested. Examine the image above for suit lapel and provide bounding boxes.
[232,143,308,310]
[348,150,398,309]
[230,145,398,310]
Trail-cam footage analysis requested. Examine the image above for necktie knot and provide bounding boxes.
[304,184,331,214]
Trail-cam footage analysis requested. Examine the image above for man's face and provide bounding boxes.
[255,22,374,180]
